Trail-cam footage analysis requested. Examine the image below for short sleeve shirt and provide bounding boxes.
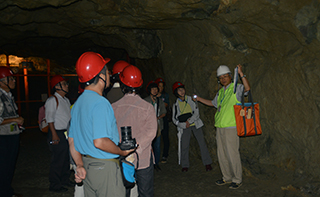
[69,90,120,159]
[45,92,71,130]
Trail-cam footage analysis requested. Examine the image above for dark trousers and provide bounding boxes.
[152,136,161,164]
[0,134,20,197]
[126,153,154,197]
[161,116,170,158]
[181,126,212,168]
[47,129,70,189]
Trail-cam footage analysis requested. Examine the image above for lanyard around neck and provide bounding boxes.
[219,86,231,107]
[179,97,188,113]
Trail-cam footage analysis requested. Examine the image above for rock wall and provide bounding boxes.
[157,0,320,178]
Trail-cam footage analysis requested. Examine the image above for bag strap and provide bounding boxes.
[241,89,259,136]
[174,104,178,121]
[251,93,258,135]
[247,90,258,135]
[53,95,59,109]
[241,88,253,108]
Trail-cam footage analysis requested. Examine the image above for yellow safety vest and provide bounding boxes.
[214,83,240,128]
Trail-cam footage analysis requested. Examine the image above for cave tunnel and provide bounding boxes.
[1,0,320,196]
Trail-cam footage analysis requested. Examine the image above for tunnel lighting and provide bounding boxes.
[0,54,23,67]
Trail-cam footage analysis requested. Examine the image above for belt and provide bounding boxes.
[82,155,119,165]
[55,129,67,132]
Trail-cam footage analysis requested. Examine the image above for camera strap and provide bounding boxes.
[135,152,139,169]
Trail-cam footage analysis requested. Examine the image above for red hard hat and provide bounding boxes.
[172,81,184,93]
[155,78,166,86]
[0,66,13,79]
[76,52,110,83]
[112,60,130,75]
[51,75,67,90]
[119,65,143,88]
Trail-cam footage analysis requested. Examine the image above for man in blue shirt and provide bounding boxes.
[69,52,134,196]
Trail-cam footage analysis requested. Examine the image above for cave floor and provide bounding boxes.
[12,129,309,197]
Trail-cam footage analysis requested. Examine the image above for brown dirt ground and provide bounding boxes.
[11,129,314,197]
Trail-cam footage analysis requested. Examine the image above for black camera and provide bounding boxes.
[119,126,137,150]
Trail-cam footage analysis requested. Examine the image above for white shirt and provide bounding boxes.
[45,92,71,130]
[0,88,16,124]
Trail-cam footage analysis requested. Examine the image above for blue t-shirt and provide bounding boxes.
[69,90,120,159]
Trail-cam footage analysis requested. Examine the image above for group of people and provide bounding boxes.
[68,52,173,196]
[0,50,250,197]
[144,79,169,170]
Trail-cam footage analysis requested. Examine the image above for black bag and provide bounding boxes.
[178,113,192,122]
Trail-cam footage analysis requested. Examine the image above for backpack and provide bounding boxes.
[38,95,58,133]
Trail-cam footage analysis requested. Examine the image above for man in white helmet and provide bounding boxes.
[194,64,250,189]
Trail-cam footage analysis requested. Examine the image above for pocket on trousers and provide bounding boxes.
[88,162,105,170]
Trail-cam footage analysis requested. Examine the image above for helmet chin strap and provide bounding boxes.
[0,77,12,90]
[151,93,158,101]
[55,82,68,94]
[99,76,107,89]
[178,93,185,101]
[151,92,157,97]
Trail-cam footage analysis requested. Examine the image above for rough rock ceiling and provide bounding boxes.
[0,0,229,66]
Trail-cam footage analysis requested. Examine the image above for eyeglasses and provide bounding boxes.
[8,76,16,81]
[218,74,230,80]
[60,82,69,86]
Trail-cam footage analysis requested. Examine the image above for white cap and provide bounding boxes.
[217,65,231,77]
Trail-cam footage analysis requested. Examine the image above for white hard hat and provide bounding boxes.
[217,65,231,77]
